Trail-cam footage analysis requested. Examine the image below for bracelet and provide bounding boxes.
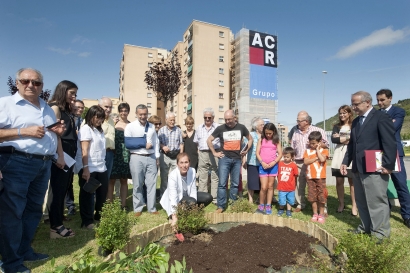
[17,128,22,138]
[83,165,89,168]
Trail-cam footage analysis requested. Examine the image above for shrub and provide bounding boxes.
[228,197,254,213]
[95,198,136,253]
[45,243,192,273]
[176,201,209,235]
[335,233,409,273]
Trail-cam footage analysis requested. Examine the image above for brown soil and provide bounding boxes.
[166,223,323,272]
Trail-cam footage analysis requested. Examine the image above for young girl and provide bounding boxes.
[256,123,282,215]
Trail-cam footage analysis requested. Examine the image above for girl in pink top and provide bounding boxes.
[256,123,282,215]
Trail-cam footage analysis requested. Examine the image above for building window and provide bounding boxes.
[219,105,224,112]
[148,53,153,58]
[184,94,187,101]
[147,92,152,98]
[219,43,224,50]
[219,31,224,37]
[157,107,161,110]
[219,68,224,74]
[183,107,186,113]
[218,118,224,124]
[148,63,153,68]
[219,93,224,99]
[148,113,152,118]
[219,80,224,87]
[219,56,224,62]
[147,103,152,108]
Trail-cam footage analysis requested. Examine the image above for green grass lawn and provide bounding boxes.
[23,177,410,272]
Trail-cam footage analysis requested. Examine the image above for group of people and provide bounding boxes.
[0,67,409,273]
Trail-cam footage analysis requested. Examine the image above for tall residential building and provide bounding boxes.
[119,20,233,126]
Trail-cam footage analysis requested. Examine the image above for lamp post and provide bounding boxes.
[322,71,327,131]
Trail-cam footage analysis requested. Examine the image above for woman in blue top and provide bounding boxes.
[242,117,264,203]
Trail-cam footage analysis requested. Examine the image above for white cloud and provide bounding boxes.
[72,35,91,44]
[47,47,76,55]
[332,26,410,59]
[78,52,91,57]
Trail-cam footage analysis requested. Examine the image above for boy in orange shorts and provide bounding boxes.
[303,131,328,224]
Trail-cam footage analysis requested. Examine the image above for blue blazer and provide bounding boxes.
[385,106,405,157]
[342,108,396,173]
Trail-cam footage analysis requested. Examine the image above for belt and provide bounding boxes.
[0,146,53,161]
[131,153,153,157]
[199,150,210,152]
[106,148,115,152]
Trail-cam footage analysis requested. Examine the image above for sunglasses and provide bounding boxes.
[154,123,162,126]
[19,79,42,87]
[204,117,212,120]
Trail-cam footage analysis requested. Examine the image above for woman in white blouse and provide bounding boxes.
[76,106,108,229]
[160,153,212,229]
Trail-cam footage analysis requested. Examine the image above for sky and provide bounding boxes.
[1,0,409,128]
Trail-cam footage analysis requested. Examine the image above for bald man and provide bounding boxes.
[207,110,252,213]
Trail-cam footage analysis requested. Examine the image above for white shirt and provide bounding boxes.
[124,120,160,158]
[193,122,220,150]
[75,124,107,173]
[0,93,58,155]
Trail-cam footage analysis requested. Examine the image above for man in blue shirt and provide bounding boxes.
[0,68,65,273]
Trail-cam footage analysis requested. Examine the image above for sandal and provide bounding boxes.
[50,225,75,239]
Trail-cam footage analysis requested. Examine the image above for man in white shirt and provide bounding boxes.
[124,104,160,217]
[193,108,220,203]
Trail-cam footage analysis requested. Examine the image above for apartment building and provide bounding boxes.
[119,20,233,126]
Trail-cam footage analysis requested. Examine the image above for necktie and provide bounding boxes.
[359,116,364,125]
[382,109,387,113]
[76,117,81,130]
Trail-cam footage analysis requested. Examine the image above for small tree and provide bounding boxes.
[144,50,182,111]
[7,76,51,102]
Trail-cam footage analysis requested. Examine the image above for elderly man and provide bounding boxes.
[376,89,410,229]
[0,68,65,273]
[95,97,115,221]
[193,108,220,204]
[158,112,184,197]
[341,91,396,239]
[125,104,160,216]
[207,110,252,212]
[291,111,329,212]
[73,99,85,132]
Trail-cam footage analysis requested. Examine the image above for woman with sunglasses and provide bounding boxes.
[107,103,131,209]
[76,106,108,229]
[148,115,162,133]
[47,80,78,239]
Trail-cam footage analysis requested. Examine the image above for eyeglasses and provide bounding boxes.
[350,102,365,108]
[18,79,42,87]
[204,117,212,120]
[296,120,306,123]
[154,123,161,126]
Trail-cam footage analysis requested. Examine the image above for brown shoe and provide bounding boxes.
[215,208,223,213]
[135,212,142,217]
[294,208,302,213]
[150,211,159,215]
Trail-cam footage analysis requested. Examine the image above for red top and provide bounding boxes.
[277,161,298,191]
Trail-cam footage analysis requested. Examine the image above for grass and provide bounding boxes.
[18,177,410,272]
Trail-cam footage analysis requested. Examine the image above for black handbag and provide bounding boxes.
[83,177,101,193]
[124,123,149,150]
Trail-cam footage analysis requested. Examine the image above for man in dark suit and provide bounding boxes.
[341,91,396,239]
[376,89,410,228]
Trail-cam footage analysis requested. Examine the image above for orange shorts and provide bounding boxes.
[307,178,328,204]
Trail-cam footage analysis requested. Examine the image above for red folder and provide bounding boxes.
[364,150,401,173]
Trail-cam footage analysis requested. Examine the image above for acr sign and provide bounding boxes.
[249,30,277,68]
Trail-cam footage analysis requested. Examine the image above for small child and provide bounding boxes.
[277,147,299,217]
[255,123,282,215]
[303,131,329,224]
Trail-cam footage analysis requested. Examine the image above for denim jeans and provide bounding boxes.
[0,153,51,273]
[217,156,241,210]
[105,150,114,180]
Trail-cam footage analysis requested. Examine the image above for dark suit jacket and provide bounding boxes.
[342,108,396,173]
[385,105,405,157]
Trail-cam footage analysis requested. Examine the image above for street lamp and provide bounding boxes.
[322,71,327,131]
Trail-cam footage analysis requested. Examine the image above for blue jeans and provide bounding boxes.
[0,154,51,273]
[105,150,114,180]
[217,156,241,210]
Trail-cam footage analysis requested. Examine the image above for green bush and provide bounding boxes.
[45,243,192,273]
[335,233,409,273]
[95,198,136,253]
[228,197,254,213]
[176,201,209,235]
